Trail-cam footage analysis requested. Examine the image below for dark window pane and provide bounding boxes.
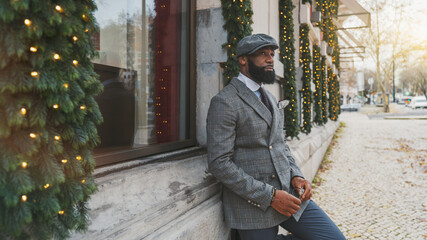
[92,0,190,158]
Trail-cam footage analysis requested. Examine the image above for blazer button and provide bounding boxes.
[248,200,251,204]
[271,174,276,179]
[257,204,261,208]
[269,146,273,150]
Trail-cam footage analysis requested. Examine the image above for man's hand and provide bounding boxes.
[270,190,301,217]
[291,177,312,201]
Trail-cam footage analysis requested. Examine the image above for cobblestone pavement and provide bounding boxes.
[312,112,427,240]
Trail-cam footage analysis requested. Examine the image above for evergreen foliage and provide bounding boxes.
[320,0,340,72]
[0,0,102,238]
[221,0,253,83]
[321,56,328,124]
[335,73,341,115]
[312,45,323,125]
[299,24,312,134]
[279,0,300,139]
[327,67,339,121]
[317,0,340,121]
[315,0,323,12]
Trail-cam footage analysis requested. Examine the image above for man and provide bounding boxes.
[206,34,345,240]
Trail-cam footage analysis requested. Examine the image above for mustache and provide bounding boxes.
[262,65,274,69]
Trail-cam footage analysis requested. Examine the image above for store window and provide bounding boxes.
[92,0,194,166]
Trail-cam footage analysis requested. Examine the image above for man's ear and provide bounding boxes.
[238,56,247,65]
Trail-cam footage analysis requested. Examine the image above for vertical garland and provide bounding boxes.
[279,0,299,139]
[322,0,338,56]
[221,0,253,83]
[315,0,323,12]
[320,0,339,70]
[312,45,323,125]
[332,73,339,120]
[328,67,338,121]
[334,41,340,72]
[299,24,312,134]
[321,56,328,124]
[331,0,340,118]
[318,0,341,121]
[317,0,329,125]
[331,0,340,71]
[0,0,101,239]
[335,73,341,115]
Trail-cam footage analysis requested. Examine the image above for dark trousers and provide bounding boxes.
[236,200,346,240]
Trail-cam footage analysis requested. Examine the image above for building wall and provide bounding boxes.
[71,1,341,239]
[195,6,227,147]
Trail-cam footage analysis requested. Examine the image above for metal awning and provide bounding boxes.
[337,0,371,30]
[332,0,370,64]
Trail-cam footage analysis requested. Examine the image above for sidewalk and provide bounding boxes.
[360,103,427,120]
[311,112,427,239]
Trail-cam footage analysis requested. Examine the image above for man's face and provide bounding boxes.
[247,47,276,84]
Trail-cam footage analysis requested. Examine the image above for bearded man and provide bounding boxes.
[206,34,345,240]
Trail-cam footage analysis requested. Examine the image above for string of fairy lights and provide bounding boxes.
[321,56,328,124]
[312,45,323,125]
[327,67,340,121]
[19,4,92,215]
[318,0,340,71]
[279,0,300,139]
[299,24,312,134]
[221,0,253,83]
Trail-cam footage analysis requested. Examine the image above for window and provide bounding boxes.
[92,0,195,166]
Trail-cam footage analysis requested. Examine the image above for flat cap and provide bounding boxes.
[236,34,279,57]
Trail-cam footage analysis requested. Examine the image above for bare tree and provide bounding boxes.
[400,63,427,100]
[359,0,409,111]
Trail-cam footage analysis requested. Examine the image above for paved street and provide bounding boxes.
[312,110,427,239]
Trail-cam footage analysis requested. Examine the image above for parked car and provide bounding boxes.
[408,96,427,109]
[341,103,361,112]
[398,96,412,105]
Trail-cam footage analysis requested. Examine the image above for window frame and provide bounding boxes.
[94,0,196,167]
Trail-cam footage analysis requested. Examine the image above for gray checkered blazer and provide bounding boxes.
[206,78,309,230]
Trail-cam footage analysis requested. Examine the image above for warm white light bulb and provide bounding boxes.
[55,5,63,12]
[21,162,28,168]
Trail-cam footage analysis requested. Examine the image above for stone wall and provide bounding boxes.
[70,148,229,240]
[70,120,339,240]
[288,121,340,182]
[195,7,227,147]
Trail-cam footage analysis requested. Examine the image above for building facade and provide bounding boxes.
[70,0,366,239]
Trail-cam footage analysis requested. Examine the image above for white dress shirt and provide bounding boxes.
[237,72,263,100]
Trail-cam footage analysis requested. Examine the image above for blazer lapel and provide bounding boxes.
[230,78,272,128]
[266,91,279,145]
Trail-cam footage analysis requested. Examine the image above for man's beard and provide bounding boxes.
[248,59,276,84]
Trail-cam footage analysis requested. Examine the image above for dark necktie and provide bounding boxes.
[258,87,272,113]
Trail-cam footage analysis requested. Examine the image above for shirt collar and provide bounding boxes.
[237,72,262,92]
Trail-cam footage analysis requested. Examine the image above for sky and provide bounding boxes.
[348,0,427,73]
[404,0,427,43]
